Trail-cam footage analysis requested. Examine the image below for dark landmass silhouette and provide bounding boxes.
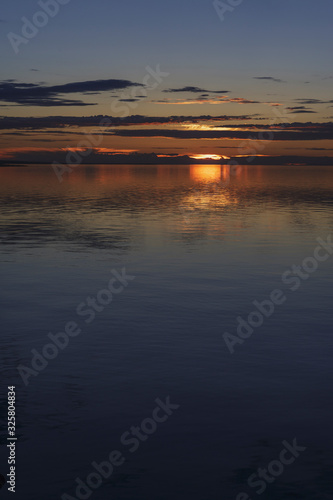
[0,152,332,167]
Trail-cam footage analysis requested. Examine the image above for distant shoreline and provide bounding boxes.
[0,156,333,167]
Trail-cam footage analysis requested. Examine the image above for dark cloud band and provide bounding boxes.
[0,79,144,107]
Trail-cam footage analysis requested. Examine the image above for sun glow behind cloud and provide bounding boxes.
[189,154,230,161]
[182,124,246,132]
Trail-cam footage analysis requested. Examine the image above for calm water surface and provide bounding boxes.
[0,164,333,499]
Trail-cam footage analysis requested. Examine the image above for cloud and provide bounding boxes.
[2,115,332,141]
[111,124,333,141]
[153,96,260,105]
[163,86,229,94]
[0,114,256,130]
[118,98,141,102]
[289,110,317,114]
[254,77,285,83]
[294,98,333,105]
[305,147,333,151]
[0,79,144,107]
[286,106,317,114]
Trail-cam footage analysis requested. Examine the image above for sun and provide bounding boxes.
[189,154,230,161]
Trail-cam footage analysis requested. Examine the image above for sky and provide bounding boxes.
[1,0,333,163]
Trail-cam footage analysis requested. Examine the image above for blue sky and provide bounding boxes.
[2,0,332,96]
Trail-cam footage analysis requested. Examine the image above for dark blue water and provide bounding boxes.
[1,164,333,500]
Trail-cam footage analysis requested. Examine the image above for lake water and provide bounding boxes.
[1,164,333,500]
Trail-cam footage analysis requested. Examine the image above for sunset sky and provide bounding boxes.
[1,0,333,163]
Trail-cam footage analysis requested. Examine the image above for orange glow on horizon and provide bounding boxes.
[189,154,230,161]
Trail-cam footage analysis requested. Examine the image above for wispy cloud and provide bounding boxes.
[163,86,230,94]
[152,96,260,105]
[294,98,333,105]
[253,77,285,83]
